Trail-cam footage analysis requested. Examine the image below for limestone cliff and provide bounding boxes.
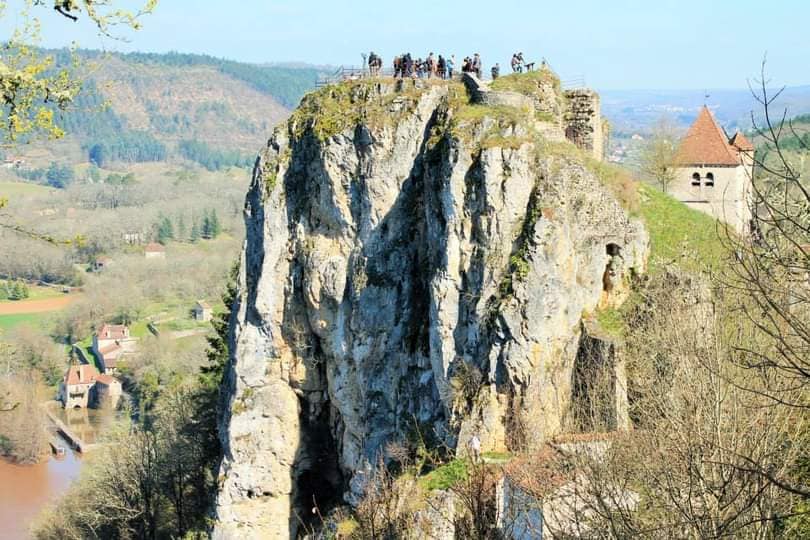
[213,72,648,539]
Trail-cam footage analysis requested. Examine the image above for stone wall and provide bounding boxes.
[564,89,603,161]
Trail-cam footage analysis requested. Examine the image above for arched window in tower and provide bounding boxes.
[691,172,701,186]
[704,172,715,187]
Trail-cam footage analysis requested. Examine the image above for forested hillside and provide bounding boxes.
[12,50,325,170]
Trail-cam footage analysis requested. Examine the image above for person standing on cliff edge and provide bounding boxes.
[473,53,482,78]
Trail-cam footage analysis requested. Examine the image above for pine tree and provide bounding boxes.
[190,219,201,243]
[9,280,28,301]
[157,216,174,245]
[209,209,221,239]
[201,212,212,240]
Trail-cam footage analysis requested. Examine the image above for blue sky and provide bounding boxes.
[12,0,809,90]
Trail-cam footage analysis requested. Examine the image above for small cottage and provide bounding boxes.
[92,256,113,272]
[144,242,166,259]
[192,300,213,322]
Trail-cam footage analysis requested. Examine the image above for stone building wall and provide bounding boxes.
[670,164,752,234]
[564,89,603,161]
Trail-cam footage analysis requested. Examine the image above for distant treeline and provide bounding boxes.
[178,140,254,171]
[55,49,323,108]
[87,131,168,166]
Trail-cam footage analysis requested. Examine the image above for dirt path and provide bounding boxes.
[0,296,76,315]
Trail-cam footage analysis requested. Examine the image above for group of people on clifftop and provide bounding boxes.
[389,52,458,79]
[369,50,540,81]
[510,52,539,73]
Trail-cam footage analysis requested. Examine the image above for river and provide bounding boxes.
[0,406,117,539]
[0,437,82,540]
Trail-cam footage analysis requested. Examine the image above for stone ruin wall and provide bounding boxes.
[564,89,604,161]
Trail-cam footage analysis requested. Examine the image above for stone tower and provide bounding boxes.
[670,106,754,234]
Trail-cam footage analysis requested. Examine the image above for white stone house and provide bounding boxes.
[58,364,122,409]
[670,106,754,235]
[92,323,138,373]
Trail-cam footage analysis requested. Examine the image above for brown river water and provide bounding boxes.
[0,407,116,539]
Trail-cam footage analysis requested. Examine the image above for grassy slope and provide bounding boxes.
[637,183,727,274]
[0,180,52,197]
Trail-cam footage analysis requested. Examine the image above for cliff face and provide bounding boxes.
[213,74,648,539]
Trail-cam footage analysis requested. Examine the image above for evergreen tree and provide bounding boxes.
[157,216,174,245]
[201,213,212,240]
[45,162,74,189]
[190,219,201,243]
[8,280,29,301]
[209,209,221,239]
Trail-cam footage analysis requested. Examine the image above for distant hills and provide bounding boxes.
[19,50,330,169]
[601,85,810,135]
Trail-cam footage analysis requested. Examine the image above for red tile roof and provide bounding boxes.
[95,374,118,385]
[729,130,755,152]
[144,242,165,253]
[98,324,128,341]
[676,106,741,166]
[64,364,99,386]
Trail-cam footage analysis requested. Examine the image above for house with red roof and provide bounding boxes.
[144,242,166,259]
[92,323,138,373]
[57,364,122,409]
[670,106,755,234]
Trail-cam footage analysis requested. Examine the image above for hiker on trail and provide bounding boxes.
[437,55,446,79]
[473,53,482,78]
[469,433,481,462]
[491,63,500,80]
[462,56,471,73]
[446,55,455,79]
[405,53,413,77]
[427,52,436,78]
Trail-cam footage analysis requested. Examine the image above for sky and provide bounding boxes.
[6,0,809,90]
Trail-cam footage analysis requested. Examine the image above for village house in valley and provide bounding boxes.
[670,105,755,234]
[92,323,138,373]
[144,242,166,259]
[58,364,122,409]
[192,300,213,322]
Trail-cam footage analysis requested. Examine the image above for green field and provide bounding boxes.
[0,312,49,332]
[0,179,51,197]
[0,283,66,303]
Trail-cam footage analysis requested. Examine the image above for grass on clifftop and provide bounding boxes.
[638,184,727,274]
[490,67,562,96]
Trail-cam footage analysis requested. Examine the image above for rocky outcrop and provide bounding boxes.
[213,75,648,538]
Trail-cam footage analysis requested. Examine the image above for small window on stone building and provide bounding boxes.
[704,172,715,187]
[691,172,701,186]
